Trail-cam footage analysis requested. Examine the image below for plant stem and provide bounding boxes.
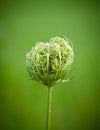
[46,87,52,130]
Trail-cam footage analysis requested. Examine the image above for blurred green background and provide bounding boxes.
[0,0,100,130]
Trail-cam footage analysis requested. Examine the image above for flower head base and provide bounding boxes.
[26,37,74,87]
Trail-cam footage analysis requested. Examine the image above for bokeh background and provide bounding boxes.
[0,0,100,130]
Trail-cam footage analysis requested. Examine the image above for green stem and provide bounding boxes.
[46,87,52,130]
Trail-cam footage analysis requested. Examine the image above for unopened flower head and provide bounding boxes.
[26,37,74,87]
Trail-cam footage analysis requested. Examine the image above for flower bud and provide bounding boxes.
[26,37,74,87]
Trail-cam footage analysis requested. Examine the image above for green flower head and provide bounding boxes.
[26,37,74,87]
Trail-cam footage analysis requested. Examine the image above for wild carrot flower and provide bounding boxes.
[26,37,74,87]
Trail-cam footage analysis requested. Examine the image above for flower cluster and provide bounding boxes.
[26,37,74,87]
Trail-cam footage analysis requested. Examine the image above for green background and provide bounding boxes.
[0,0,100,130]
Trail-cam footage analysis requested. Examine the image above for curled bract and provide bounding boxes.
[26,37,74,87]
